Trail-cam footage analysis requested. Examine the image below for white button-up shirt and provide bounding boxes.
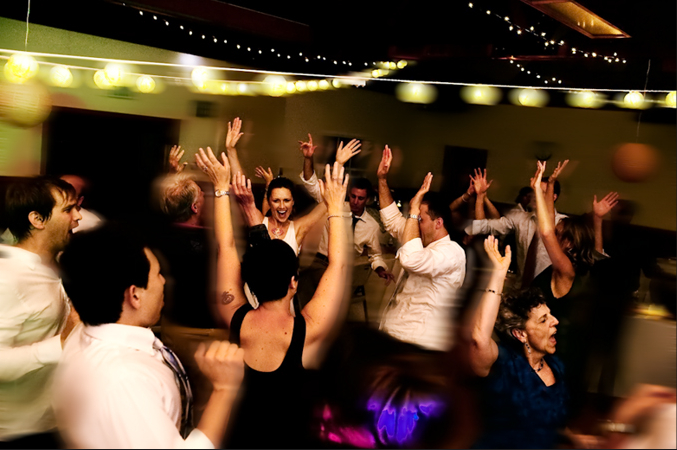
[464,209,567,280]
[0,244,69,440]
[54,323,213,449]
[378,203,466,351]
[299,172,387,271]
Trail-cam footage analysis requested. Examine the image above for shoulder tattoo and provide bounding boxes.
[221,291,235,305]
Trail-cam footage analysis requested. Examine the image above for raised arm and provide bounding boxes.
[224,117,244,183]
[302,162,350,344]
[472,168,498,220]
[531,161,575,289]
[254,166,274,216]
[545,159,568,223]
[402,172,432,245]
[195,147,246,327]
[167,145,187,173]
[294,139,361,244]
[449,179,475,213]
[469,236,511,377]
[299,133,317,182]
[592,192,619,254]
[232,172,264,228]
[376,145,395,209]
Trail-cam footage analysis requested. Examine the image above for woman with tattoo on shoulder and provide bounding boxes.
[195,147,351,448]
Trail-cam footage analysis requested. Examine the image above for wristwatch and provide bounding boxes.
[407,214,421,221]
[214,189,229,198]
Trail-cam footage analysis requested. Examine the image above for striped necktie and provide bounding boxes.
[154,339,194,438]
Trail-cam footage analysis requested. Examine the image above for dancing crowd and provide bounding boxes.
[1,117,675,449]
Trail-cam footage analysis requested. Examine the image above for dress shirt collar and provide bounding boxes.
[83,323,158,356]
[0,244,44,271]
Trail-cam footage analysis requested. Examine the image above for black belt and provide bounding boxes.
[315,252,329,262]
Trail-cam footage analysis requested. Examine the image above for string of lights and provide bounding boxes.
[467,2,627,64]
[132,6,379,71]
[1,49,673,109]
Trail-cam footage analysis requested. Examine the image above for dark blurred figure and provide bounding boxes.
[152,172,225,422]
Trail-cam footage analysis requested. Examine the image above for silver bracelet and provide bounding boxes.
[327,213,352,220]
[407,214,421,221]
[215,189,229,198]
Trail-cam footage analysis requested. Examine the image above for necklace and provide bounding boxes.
[271,227,285,238]
[534,359,544,372]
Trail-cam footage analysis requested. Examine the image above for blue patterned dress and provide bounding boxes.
[474,343,569,449]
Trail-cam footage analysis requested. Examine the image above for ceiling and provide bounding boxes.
[1,0,675,110]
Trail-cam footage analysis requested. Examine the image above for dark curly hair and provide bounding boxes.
[266,177,296,201]
[494,287,547,349]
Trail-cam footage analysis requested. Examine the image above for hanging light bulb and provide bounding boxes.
[295,81,307,92]
[103,63,124,85]
[332,79,342,88]
[307,80,318,91]
[49,66,73,87]
[136,75,156,93]
[566,90,604,109]
[460,85,502,106]
[665,91,676,108]
[93,70,113,89]
[191,67,209,89]
[395,83,437,104]
[4,53,39,83]
[263,75,286,97]
[510,89,548,107]
[396,60,408,69]
[319,80,330,90]
[623,91,644,109]
[286,82,296,94]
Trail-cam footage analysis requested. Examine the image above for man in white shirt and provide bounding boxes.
[59,174,103,233]
[375,146,466,351]
[54,225,244,449]
[465,178,567,285]
[0,176,82,447]
[296,136,394,308]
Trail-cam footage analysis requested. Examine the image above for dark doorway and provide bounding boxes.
[42,107,179,224]
[440,145,488,200]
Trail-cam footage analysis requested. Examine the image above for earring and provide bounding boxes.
[525,342,531,355]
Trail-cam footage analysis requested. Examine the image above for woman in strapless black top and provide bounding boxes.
[196,148,351,448]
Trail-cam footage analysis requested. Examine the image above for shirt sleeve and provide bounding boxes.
[0,283,62,382]
[364,225,388,271]
[397,238,465,278]
[298,171,323,204]
[379,202,407,241]
[464,216,516,236]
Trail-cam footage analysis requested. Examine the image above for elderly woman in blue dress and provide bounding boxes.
[469,236,568,449]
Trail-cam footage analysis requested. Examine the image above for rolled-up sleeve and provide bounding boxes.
[464,216,516,237]
[379,202,406,241]
[365,233,388,271]
[397,238,464,278]
[298,171,323,203]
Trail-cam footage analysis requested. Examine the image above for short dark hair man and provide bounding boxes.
[298,149,395,308]
[0,176,81,446]
[54,224,244,448]
[376,146,466,351]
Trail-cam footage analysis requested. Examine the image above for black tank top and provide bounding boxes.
[225,304,317,448]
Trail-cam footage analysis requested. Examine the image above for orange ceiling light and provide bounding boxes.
[520,1,630,38]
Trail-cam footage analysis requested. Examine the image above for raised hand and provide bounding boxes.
[471,168,493,196]
[335,138,362,166]
[318,162,349,215]
[231,171,255,207]
[593,191,619,218]
[410,172,433,214]
[466,178,476,197]
[377,145,393,179]
[194,340,245,393]
[196,147,230,191]
[549,159,569,182]
[530,161,546,192]
[484,235,511,273]
[168,145,187,173]
[299,133,317,158]
[254,166,274,186]
[225,117,244,150]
